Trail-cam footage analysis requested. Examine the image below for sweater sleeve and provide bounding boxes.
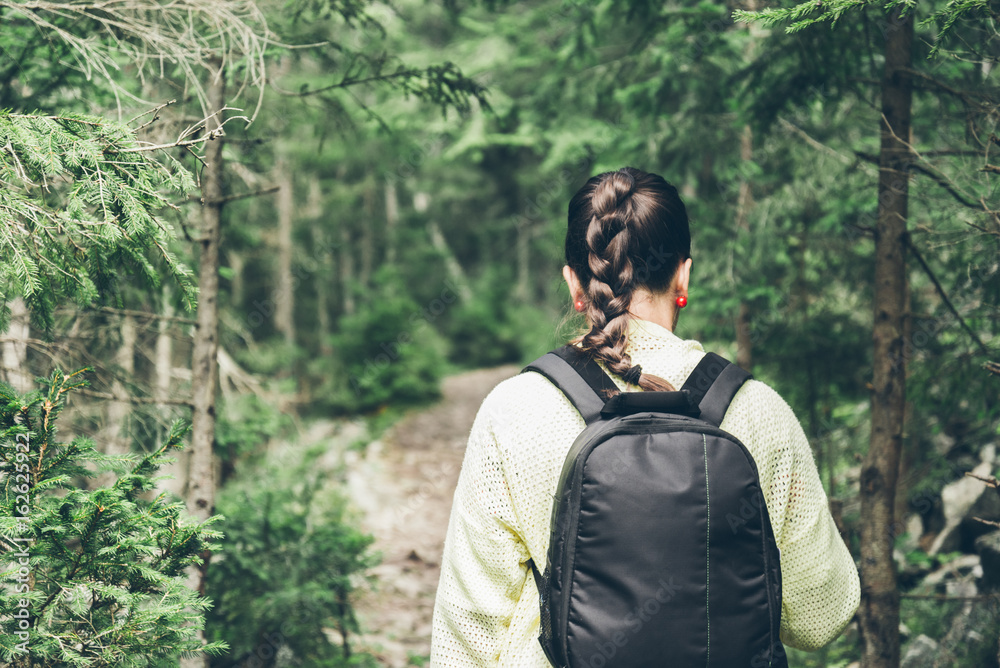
[772,398,861,651]
[430,393,530,667]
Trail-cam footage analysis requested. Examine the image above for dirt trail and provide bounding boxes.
[348,365,520,667]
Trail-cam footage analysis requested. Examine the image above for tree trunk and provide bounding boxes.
[228,250,245,310]
[181,65,226,668]
[735,125,754,372]
[97,314,135,488]
[859,9,913,668]
[2,297,31,392]
[896,279,915,529]
[314,232,333,357]
[340,219,355,316]
[515,217,530,303]
[275,158,295,346]
[385,179,399,266]
[308,178,334,357]
[428,220,472,303]
[155,284,188,500]
[360,175,374,290]
[156,285,174,402]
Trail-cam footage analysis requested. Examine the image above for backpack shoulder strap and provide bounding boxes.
[524,346,751,427]
[521,345,617,425]
[680,352,752,427]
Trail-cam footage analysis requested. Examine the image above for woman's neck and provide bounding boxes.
[626,289,679,332]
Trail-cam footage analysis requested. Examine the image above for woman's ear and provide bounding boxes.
[676,257,693,295]
[563,265,584,303]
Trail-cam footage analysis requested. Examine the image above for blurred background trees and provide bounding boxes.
[1,0,999,666]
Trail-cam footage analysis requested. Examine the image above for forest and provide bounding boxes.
[0,0,998,666]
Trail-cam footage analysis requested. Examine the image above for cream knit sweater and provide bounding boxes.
[430,318,860,667]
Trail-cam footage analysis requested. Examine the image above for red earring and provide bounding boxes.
[574,300,585,312]
[675,295,687,308]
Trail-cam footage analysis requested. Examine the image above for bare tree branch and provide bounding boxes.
[855,149,998,224]
[0,0,273,119]
[906,237,994,359]
[779,117,873,172]
[901,593,999,601]
[129,99,177,129]
[965,472,1000,488]
[55,306,198,325]
[75,388,193,407]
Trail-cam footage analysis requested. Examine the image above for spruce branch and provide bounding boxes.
[0,111,200,321]
[735,0,914,34]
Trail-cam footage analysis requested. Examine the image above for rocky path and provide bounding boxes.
[348,365,520,667]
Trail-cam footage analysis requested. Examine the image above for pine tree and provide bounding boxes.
[0,369,226,666]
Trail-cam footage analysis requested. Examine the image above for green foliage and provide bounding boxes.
[923,0,1000,53]
[407,650,430,666]
[444,271,532,367]
[205,446,378,667]
[326,270,447,413]
[901,597,965,647]
[0,112,196,326]
[0,369,225,667]
[216,394,295,466]
[265,0,489,128]
[734,0,916,33]
[785,629,860,667]
[734,0,996,56]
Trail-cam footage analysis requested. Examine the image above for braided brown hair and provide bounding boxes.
[565,167,691,393]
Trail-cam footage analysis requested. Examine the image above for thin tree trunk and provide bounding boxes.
[97,314,135,488]
[155,284,188,500]
[188,70,225,524]
[308,178,334,357]
[385,179,399,266]
[340,220,355,316]
[337,586,352,659]
[314,229,333,357]
[515,217,530,303]
[735,124,754,372]
[181,64,225,668]
[428,221,472,303]
[859,10,913,668]
[275,158,295,346]
[228,250,245,310]
[896,278,914,528]
[735,293,753,370]
[334,165,354,316]
[2,297,31,392]
[156,285,174,402]
[734,0,757,369]
[360,176,374,290]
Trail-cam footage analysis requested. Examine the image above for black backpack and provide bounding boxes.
[522,345,786,668]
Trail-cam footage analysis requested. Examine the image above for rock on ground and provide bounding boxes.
[901,635,940,668]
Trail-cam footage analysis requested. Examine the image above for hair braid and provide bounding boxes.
[577,170,676,393]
